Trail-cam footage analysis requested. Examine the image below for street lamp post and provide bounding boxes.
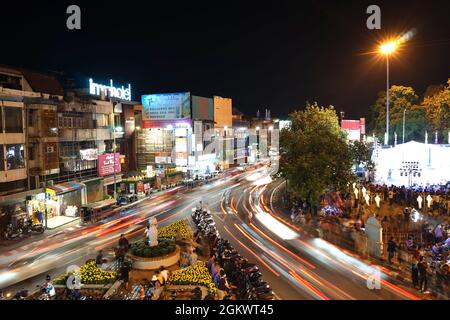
[386,54,390,145]
[111,101,123,200]
[402,108,406,144]
[255,126,260,161]
[379,40,398,145]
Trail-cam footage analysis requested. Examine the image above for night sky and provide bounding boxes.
[1,0,449,119]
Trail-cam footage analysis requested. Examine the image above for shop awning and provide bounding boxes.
[46,181,85,195]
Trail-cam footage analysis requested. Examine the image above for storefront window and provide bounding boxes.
[6,144,25,170]
[4,107,23,133]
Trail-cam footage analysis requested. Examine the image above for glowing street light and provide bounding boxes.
[379,40,398,55]
[354,188,359,200]
[365,194,370,206]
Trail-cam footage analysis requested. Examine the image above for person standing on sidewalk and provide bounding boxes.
[387,237,397,265]
[418,257,429,293]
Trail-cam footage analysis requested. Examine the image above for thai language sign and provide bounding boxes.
[98,153,121,176]
[141,92,191,121]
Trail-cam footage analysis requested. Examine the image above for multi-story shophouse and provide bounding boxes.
[0,66,64,231]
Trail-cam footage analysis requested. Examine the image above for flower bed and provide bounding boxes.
[130,238,177,258]
[158,220,192,240]
[168,261,217,295]
[53,261,117,285]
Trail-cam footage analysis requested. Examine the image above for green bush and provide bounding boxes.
[130,237,176,258]
[143,248,151,257]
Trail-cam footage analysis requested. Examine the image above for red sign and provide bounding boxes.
[136,181,144,193]
[98,153,121,176]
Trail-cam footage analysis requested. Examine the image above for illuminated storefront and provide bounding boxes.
[45,181,86,218]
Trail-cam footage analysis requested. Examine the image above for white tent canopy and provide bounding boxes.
[372,140,450,187]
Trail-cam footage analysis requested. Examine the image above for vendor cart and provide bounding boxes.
[80,199,117,224]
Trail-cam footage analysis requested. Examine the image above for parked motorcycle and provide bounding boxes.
[3,224,23,240]
[22,220,45,235]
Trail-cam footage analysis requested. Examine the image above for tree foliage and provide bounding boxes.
[280,103,356,205]
[369,79,450,143]
[371,85,426,142]
[423,79,450,138]
[349,140,373,168]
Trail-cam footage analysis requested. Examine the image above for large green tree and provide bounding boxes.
[423,79,450,141]
[371,85,427,142]
[349,140,374,170]
[280,103,356,208]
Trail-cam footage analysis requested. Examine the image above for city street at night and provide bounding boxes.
[0,1,449,314]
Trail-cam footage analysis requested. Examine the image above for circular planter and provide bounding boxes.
[127,246,180,270]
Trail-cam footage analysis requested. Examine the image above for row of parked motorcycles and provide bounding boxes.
[220,241,274,300]
[191,205,274,300]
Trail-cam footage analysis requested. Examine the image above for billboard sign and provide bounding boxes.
[141,92,191,122]
[98,153,121,176]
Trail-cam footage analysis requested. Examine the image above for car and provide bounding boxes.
[117,194,138,205]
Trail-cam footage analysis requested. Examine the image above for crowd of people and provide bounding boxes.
[286,181,450,297]
[358,183,450,215]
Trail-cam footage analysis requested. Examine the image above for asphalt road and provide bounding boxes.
[0,165,422,300]
[0,168,253,296]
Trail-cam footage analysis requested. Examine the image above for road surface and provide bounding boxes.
[0,165,421,300]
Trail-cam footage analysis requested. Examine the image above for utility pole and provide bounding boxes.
[111,99,117,200]
[402,108,406,144]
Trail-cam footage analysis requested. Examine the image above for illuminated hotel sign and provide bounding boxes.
[89,78,131,101]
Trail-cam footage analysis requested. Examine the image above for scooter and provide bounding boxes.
[12,289,29,300]
[22,220,45,235]
[3,224,23,240]
[251,287,274,300]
